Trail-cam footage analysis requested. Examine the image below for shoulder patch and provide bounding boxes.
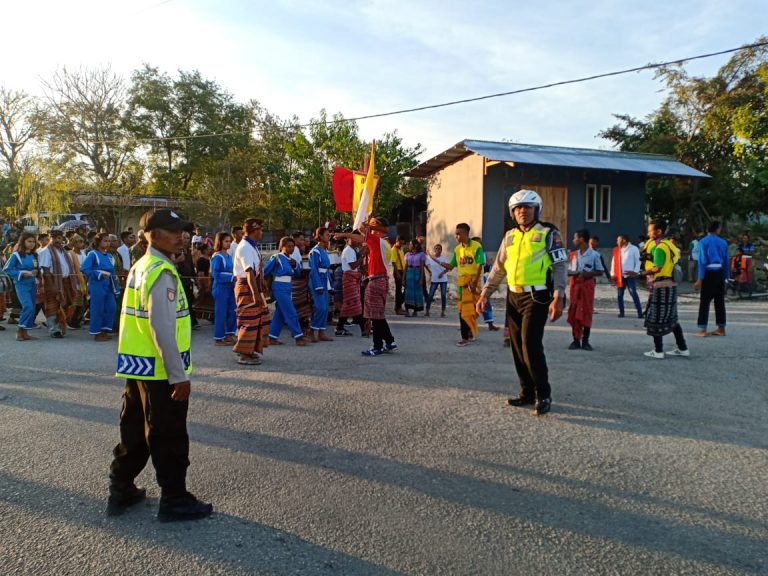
[167,288,176,302]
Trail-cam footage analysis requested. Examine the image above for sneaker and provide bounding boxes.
[506,396,535,407]
[456,340,469,347]
[106,484,146,517]
[157,492,213,522]
[581,341,593,351]
[334,329,352,336]
[568,340,581,350]
[384,342,398,352]
[668,348,690,357]
[362,348,385,357]
[533,398,551,416]
[644,350,665,359]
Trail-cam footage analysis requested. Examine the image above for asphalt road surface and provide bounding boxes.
[1,293,766,575]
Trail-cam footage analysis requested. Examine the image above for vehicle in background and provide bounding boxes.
[19,212,92,234]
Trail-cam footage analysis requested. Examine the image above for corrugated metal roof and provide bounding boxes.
[406,139,710,179]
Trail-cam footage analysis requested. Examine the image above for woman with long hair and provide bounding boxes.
[194,244,215,322]
[404,239,426,316]
[210,232,236,345]
[80,232,119,341]
[3,232,40,341]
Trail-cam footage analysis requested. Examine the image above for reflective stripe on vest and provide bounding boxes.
[504,223,553,287]
[115,253,192,380]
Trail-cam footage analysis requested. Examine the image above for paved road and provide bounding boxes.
[1,295,766,575]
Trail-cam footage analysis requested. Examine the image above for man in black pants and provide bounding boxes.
[695,220,729,337]
[108,209,212,522]
[477,190,567,416]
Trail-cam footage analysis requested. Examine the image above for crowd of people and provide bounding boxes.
[1,201,760,523]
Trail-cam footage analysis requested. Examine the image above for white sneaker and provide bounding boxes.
[644,350,665,359]
[667,348,690,357]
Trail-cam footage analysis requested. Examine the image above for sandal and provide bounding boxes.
[334,329,352,336]
[237,358,262,366]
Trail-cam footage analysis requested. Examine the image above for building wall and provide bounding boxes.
[482,163,646,252]
[426,154,485,250]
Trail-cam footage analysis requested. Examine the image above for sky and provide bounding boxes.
[4,0,766,161]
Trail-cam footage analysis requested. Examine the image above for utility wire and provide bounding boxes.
[11,40,768,147]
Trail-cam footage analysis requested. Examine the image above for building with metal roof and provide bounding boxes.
[407,139,708,253]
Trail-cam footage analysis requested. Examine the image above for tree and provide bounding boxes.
[39,66,135,188]
[600,38,768,236]
[0,88,40,176]
[126,65,252,196]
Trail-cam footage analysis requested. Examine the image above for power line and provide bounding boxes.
[10,40,768,147]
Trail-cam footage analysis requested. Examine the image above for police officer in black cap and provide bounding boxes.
[106,209,213,521]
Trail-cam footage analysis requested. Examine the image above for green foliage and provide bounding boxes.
[600,37,768,237]
[1,66,424,232]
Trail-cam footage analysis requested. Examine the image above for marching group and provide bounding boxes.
[1,195,754,523]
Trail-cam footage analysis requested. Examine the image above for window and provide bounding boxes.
[599,185,611,223]
[585,184,597,222]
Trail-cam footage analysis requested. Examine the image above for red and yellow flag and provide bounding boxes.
[354,141,378,230]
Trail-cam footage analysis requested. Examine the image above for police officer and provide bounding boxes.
[476,190,567,416]
[106,209,213,522]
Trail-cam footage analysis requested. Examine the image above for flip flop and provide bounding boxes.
[237,358,262,365]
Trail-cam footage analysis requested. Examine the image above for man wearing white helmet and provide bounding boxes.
[476,189,567,416]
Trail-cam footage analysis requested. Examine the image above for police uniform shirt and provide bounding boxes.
[481,224,568,297]
[145,246,188,385]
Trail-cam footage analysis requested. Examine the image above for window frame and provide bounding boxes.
[599,184,611,223]
[585,184,597,223]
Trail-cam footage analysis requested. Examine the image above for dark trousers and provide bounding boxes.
[653,324,687,352]
[697,269,726,329]
[372,318,394,350]
[109,379,190,497]
[393,272,404,311]
[507,291,551,401]
[617,277,643,316]
[460,318,472,340]
[336,314,365,333]
[182,282,198,327]
[426,282,447,312]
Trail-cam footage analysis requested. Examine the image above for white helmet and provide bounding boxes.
[508,189,542,218]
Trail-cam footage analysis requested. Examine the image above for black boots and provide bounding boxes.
[106,484,147,516]
[157,492,213,522]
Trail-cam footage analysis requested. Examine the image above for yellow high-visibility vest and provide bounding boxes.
[115,253,192,380]
[504,223,554,287]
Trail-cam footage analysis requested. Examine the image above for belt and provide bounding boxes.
[509,285,548,293]
[274,276,292,283]
[705,264,723,269]
[317,267,328,273]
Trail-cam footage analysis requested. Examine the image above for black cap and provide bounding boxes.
[140,210,194,233]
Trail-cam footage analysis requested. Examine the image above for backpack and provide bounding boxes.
[660,239,683,283]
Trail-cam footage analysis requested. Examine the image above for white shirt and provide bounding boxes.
[426,254,448,283]
[191,234,202,245]
[611,244,641,276]
[340,245,358,272]
[38,246,71,277]
[233,240,261,278]
[116,244,131,271]
[227,240,239,258]
[690,239,700,262]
